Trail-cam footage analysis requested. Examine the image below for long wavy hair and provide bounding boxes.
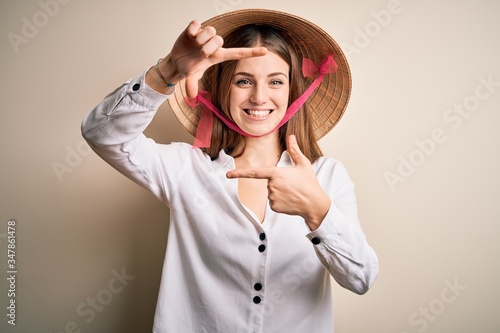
[201,24,323,163]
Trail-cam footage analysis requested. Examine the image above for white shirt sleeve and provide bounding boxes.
[81,70,180,204]
[306,159,379,294]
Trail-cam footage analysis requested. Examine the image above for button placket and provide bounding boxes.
[258,232,266,252]
[253,231,267,305]
[253,283,263,304]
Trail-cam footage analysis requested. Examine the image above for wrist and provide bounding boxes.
[157,55,183,86]
[146,55,183,94]
[304,194,331,231]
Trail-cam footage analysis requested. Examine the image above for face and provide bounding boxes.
[229,51,290,137]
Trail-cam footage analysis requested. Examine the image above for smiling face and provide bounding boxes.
[229,51,290,137]
[201,24,322,161]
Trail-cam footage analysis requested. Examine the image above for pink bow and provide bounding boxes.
[302,54,338,78]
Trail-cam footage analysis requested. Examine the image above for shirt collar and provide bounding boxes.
[277,151,293,167]
[211,149,293,170]
[211,149,235,171]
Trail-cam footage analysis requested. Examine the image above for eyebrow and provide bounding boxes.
[233,72,288,78]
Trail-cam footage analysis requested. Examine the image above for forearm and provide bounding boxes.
[307,201,379,295]
[81,70,178,203]
[305,160,379,294]
[81,70,171,147]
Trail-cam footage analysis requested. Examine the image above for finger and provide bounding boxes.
[226,168,275,179]
[186,20,202,39]
[195,26,217,47]
[219,46,268,62]
[200,35,224,58]
[185,75,200,99]
[287,135,309,166]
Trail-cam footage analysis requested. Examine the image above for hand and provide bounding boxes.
[226,135,331,230]
[168,20,268,98]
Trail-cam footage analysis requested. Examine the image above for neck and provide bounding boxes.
[233,132,282,168]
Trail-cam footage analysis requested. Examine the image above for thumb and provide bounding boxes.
[185,75,200,99]
[287,135,309,166]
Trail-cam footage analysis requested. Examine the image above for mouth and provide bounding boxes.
[243,109,274,118]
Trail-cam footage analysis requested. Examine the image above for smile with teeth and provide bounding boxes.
[244,109,274,118]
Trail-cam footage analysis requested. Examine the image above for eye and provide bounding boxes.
[235,78,252,86]
[270,79,283,86]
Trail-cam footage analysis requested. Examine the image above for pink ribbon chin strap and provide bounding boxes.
[186,53,338,148]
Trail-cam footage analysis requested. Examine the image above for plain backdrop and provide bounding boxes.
[1,0,499,332]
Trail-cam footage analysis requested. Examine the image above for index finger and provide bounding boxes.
[226,167,274,180]
[219,46,268,62]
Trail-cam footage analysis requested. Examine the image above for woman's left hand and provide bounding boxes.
[226,135,331,230]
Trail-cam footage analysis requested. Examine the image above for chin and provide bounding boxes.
[241,127,280,138]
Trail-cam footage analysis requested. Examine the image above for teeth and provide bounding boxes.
[246,110,272,117]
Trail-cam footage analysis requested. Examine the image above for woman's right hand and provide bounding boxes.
[151,20,268,97]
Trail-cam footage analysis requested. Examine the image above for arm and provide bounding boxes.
[82,18,268,143]
[81,69,174,203]
[81,19,225,148]
[82,20,268,201]
[306,160,379,295]
[226,136,379,294]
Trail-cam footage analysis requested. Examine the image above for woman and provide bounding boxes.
[82,9,378,333]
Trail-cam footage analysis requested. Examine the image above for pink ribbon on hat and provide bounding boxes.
[187,53,338,148]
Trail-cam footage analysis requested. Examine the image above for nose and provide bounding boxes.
[249,84,268,105]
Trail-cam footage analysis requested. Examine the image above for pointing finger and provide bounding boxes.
[219,46,268,62]
[226,167,275,179]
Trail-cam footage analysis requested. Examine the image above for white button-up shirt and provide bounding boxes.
[82,71,379,333]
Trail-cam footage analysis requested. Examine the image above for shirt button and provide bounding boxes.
[254,283,262,291]
[311,237,321,245]
[132,83,140,91]
[253,296,261,304]
[259,232,266,241]
[258,244,266,253]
